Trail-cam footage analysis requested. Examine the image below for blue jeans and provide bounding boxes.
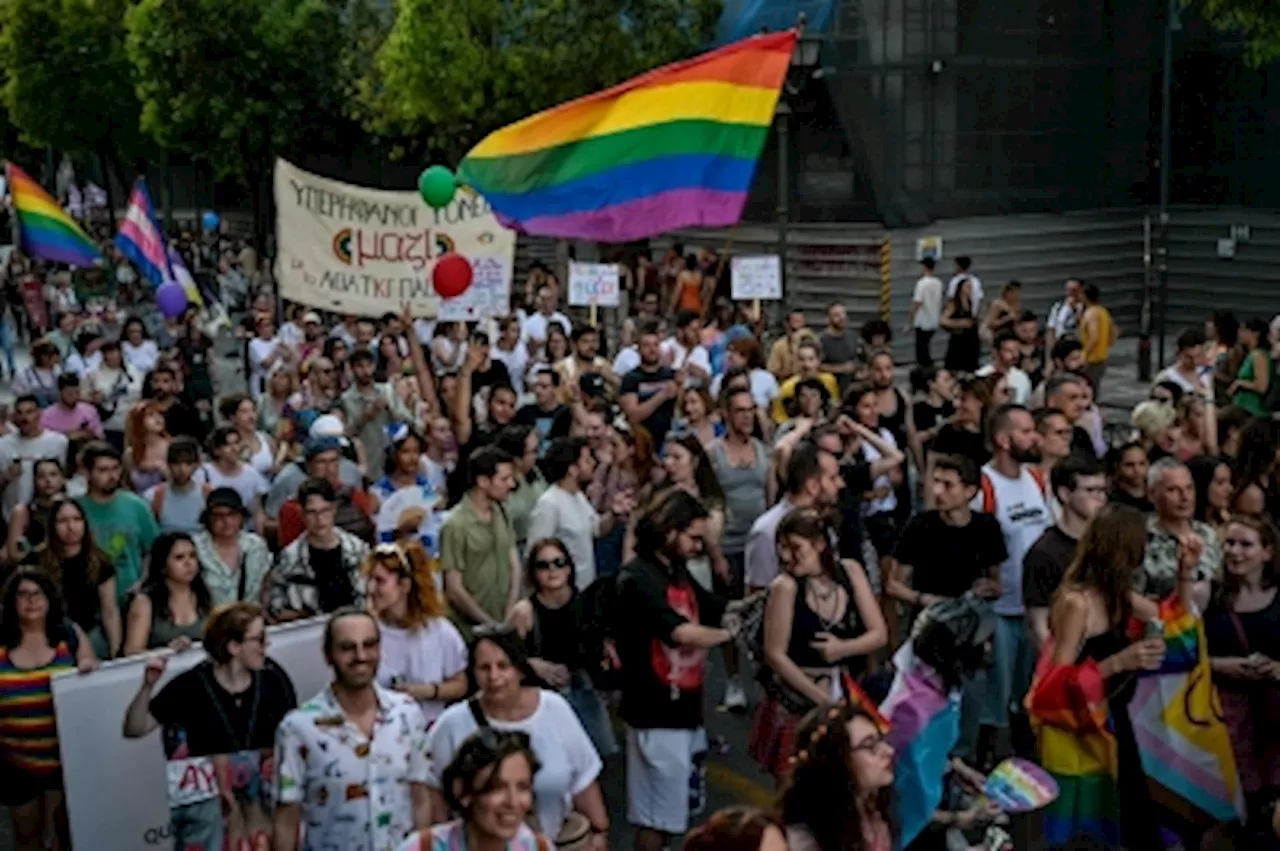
[980,614,1034,728]
[565,671,618,758]
[170,798,223,851]
[0,319,14,376]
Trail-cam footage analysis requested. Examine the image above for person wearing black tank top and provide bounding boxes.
[509,538,618,758]
[747,509,886,780]
[1029,504,1200,849]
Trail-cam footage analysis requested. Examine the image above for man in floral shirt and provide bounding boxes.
[273,609,431,850]
[1141,458,1220,610]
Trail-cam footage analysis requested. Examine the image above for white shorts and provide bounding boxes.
[625,727,708,834]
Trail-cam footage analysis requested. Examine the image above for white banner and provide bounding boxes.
[53,619,330,850]
[730,255,782,301]
[274,159,516,318]
[567,262,620,307]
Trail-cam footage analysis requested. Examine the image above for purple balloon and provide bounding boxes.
[156,282,189,318]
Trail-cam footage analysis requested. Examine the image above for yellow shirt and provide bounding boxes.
[1081,305,1114,364]
[772,372,840,423]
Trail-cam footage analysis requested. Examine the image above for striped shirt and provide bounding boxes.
[0,641,74,774]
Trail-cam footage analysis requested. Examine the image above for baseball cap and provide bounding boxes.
[302,311,322,324]
[304,436,344,460]
[308,413,351,447]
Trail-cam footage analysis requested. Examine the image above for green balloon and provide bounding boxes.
[418,165,457,209]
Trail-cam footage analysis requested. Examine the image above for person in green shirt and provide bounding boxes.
[76,441,159,605]
[1230,317,1274,417]
[440,445,519,640]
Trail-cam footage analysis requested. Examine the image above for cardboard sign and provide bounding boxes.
[730,254,782,300]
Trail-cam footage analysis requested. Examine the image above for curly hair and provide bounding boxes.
[778,702,895,851]
[441,729,541,818]
[361,540,445,628]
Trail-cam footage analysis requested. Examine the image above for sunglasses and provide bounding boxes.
[533,556,571,571]
[472,727,533,754]
[472,622,516,639]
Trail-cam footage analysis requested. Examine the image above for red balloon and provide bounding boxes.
[432,253,473,299]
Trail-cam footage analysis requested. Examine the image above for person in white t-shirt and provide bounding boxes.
[248,314,290,395]
[198,426,269,533]
[970,404,1051,761]
[659,310,712,386]
[1045,278,1084,354]
[0,395,69,521]
[120,317,161,375]
[976,330,1034,405]
[490,316,531,397]
[520,286,571,359]
[946,256,984,315]
[526,436,632,591]
[1154,327,1209,396]
[85,341,143,446]
[365,541,468,725]
[423,628,606,841]
[908,257,944,366]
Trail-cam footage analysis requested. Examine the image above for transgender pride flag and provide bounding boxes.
[114,177,173,287]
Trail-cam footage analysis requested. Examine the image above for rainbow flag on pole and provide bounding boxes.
[5,162,101,266]
[115,178,172,287]
[457,30,797,242]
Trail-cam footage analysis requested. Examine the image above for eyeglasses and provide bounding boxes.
[16,588,46,602]
[850,734,891,754]
[533,556,571,571]
[240,632,267,646]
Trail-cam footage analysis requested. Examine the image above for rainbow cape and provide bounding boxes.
[5,162,102,266]
[1026,598,1243,848]
[457,30,797,242]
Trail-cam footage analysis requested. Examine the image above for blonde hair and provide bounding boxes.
[361,541,445,629]
[1131,400,1177,442]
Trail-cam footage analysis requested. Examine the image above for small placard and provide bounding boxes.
[730,254,783,300]
[916,235,943,261]
[1217,238,1236,259]
[568,262,620,307]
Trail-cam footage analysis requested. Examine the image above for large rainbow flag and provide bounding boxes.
[1027,598,1243,848]
[5,162,102,266]
[457,30,797,242]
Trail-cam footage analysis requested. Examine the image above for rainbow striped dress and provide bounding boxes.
[0,642,75,776]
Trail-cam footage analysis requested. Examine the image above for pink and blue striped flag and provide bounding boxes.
[114,178,172,287]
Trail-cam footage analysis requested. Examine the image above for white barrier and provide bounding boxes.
[52,618,331,850]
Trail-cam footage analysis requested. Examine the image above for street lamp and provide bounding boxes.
[1142,0,1181,380]
[776,34,820,299]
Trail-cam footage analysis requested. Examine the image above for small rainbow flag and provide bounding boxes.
[5,162,101,267]
[458,30,797,242]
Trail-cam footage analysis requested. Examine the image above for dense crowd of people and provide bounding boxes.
[0,236,1278,851]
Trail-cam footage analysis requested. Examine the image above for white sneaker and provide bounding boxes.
[720,680,747,713]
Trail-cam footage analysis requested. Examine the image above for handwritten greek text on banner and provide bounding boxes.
[274,159,515,318]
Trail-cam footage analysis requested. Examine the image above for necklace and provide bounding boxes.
[199,664,261,753]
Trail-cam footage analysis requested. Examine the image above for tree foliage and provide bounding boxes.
[354,0,722,159]
[1190,0,1280,66]
[124,0,351,186]
[0,0,146,177]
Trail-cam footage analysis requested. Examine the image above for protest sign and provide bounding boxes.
[730,254,782,300]
[567,262,620,307]
[274,159,515,318]
[54,618,330,851]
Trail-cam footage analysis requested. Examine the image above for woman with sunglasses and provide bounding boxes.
[398,728,545,851]
[778,702,897,851]
[424,626,608,846]
[123,532,212,655]
[23,496,122,659]
[509,538,618,758]
[365,541,468,726]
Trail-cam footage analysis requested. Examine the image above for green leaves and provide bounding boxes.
[354,0,721,160]
[1190,0,1280,66]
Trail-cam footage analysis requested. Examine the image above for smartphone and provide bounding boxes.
[1144,619,1164,641]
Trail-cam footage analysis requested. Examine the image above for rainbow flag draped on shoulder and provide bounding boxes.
[5,162,102,266]
[458,30,797,242]
[1026,598,1242,848]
